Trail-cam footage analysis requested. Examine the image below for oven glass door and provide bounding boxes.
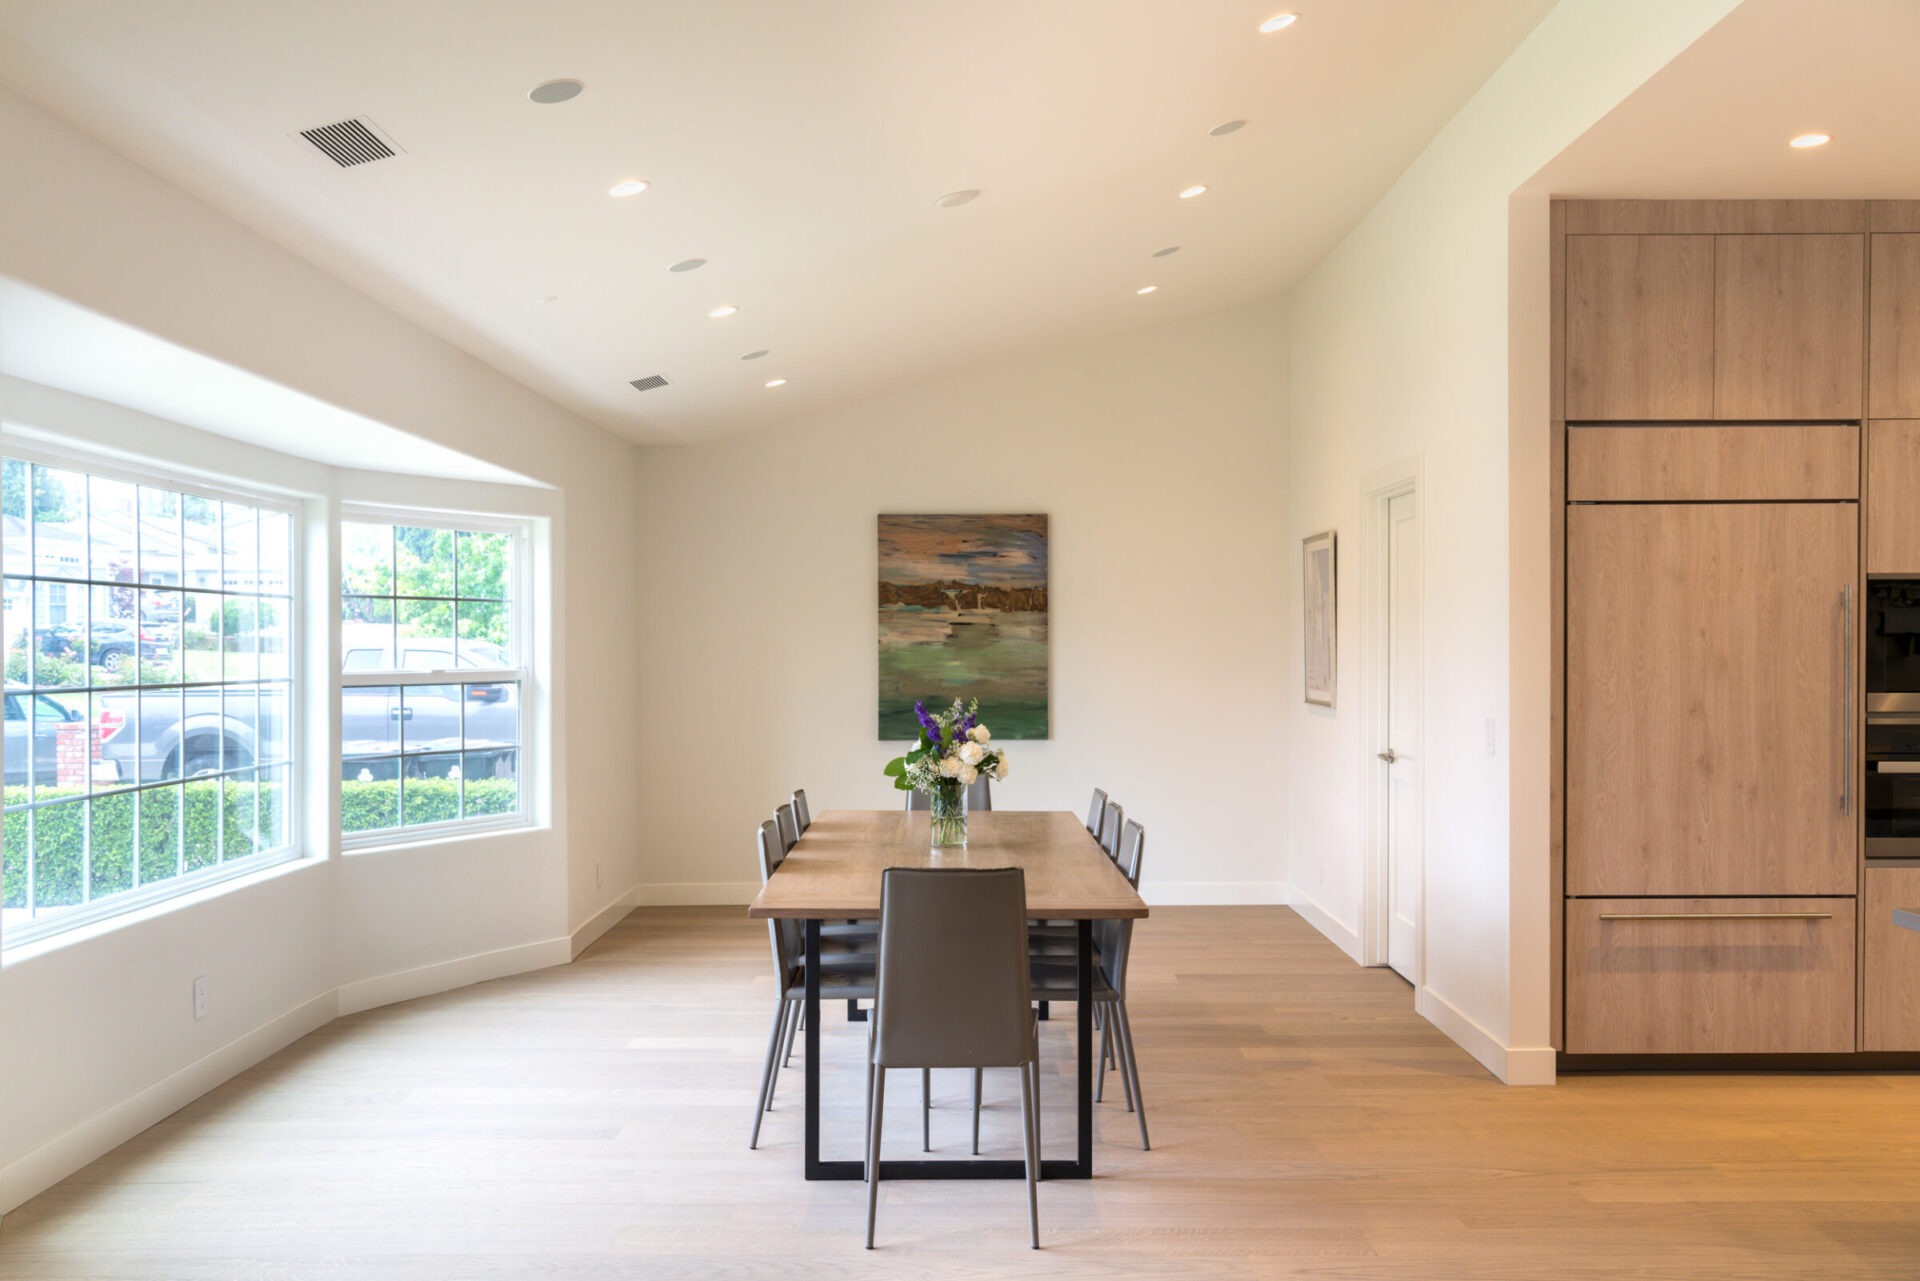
[1866,716,1920,856]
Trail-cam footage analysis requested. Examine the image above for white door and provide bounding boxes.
[1385,490,1423,981]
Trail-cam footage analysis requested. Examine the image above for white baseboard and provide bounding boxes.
[633,880,757,906]
[335,936,572,1017]
[1286,891,1363,963]
[570,890,640,959]
[0,990,337,1216]
[1415,986,1556,1085]
[1142,881,1291,906]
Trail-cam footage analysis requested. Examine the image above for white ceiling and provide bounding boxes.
[1532,0,1920,199]
[0,0,1557,444]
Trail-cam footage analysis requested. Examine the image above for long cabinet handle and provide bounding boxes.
[1843,584,1855,817]
[1597,911,1833,922]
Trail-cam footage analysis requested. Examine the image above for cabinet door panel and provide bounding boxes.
[1567,503,1857,895]
[1565,235,1715,421]
[1867,420,1920,573]
[1567,424,1858,502]
[1870,234,1920,419]
[1715,234,1865,419]
[1566,897,1855,1055]
[1863,868,1920,1050]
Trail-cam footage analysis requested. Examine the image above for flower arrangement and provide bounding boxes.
[884,698,1009,846]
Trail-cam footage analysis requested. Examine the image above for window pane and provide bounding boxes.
[32,581,84,689]
[89,691,132,791]
[183,774,220,873]
[395,526,453,598]
[221,684,257,773]
[32,798,84,910]
[182,495,221,591]
[457,600,509,666]
[140,783,181,885]
[139,688,182,786]
[89,791,135,900]
[138,486,181,586]
[342,596,394,672]
[396,598,452,668]
[258,682,291,768]
[31,694,82,804]
[456,530,509,600]
[462,681,517,752]
[4,576,29,686]
[89,476,138,586]
[32,466,85,581]
[222,596,258,682]
[258,511,292,598]
[341,522,392,597]
[2,808,27,916]
[184,591,222,684]
[90,584,136,688]
[258,597,289,681]
[139,589,182,684]
[403,754,462,826]
[222,503,258,592]
[259,763,289,850]
[400,684,461,754]
[343,685,399,759]
[3,459,30,576]
[222,768,258,862]
[463,749,518,818]
[342,756,398,833]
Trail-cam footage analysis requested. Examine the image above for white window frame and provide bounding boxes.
[336,503,533,852]
[1,437,305,950]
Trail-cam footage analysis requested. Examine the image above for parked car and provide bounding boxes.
[26,619,173,672]
[2,683,84,786]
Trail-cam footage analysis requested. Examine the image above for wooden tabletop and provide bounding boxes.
[747,809,1149,920]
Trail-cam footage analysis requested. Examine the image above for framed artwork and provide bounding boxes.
[877,514,1049,739]
[1302,530,1336,707]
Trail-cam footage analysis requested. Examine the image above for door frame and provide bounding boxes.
[1358,456,1426,979]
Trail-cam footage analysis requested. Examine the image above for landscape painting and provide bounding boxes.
[878,514,1049,740]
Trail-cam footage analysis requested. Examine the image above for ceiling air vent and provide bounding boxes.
[298,117,400,168]
[628,375,669,392]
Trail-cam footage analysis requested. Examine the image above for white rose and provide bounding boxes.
[993,756,1009,780]
[970,725,991,743]
[959,763,980,786]
[959,741,985,765]
[938,755,963,778]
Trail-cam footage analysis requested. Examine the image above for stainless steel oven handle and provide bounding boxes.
[1876,761,1920,774]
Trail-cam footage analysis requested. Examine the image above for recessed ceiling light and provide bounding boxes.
[609,179,650,198]
[742,349,770,361]
[1790,132,1832,149]
[1136,285,1159,295]
[1153,246,1181,258]
[935,189,981,208]
[765,378,788,388]
[1259,13,1298,33]
[669,258,707,273]
[708,304,739,319]
[1179,184,1208,199]
[1209,120,1247,137]
[528,79,584,104]
[534,295,557,304]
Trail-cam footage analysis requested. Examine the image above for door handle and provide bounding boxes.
[1377,749,1397,764]
[1598,911,1833,922]
[1843,584,1854,816]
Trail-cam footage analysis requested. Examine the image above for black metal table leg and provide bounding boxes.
[804,918,822,1180]
[1076,918,1093,1174]
[847,998,867,1022]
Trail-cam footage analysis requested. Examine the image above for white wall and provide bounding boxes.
[0,85,645,1213]
[1280,0,1741,1084]
[632,299,1290,905]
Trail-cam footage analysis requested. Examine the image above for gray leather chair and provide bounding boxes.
[791,788,812,833]
[903,776,992,811]
[1097,798,1123,861]
[865,867,1040,1249]
[1085,787,1108,835]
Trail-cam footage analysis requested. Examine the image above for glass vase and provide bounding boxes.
[929,779,968,848]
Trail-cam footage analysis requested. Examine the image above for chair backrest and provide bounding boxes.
[905,788,928,811]
[1117,819,1145,890]
[774,802,799,855]
[792,788,811,832]
[873,867,1032,1069]
[1085,787,1108,835]
[756,820,798,980]
[1098,799,1124,860]
[904,776,991,811]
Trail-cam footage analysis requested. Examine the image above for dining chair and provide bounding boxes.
[750,820,875,1149]
[775,801,800,855]
[865,867,1040,1249]
[792,788,812,833]
[1097,799,1124,861]
[1084,787,1108,835]
[903,776,992,811]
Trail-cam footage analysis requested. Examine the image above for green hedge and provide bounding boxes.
[2,779,284,910]
[339,776,518,834]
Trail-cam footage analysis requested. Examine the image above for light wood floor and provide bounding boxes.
[3,906,1919,1278]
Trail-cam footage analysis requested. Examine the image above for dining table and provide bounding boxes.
[747,808,1149,1181]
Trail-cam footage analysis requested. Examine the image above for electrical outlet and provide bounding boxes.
[192,976,208,1021]
[1484,718,1497,757]
[596,861,606,890]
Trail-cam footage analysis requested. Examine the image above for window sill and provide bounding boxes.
[1,850,322,966]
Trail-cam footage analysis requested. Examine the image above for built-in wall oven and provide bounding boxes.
[1865,580,1920,857]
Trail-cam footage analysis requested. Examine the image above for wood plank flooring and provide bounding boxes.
[2,906,1918,1278]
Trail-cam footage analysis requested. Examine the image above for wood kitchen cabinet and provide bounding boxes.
[1567,423,1858,502]
[1867,420,1920,573]
[1565,235,1715,420]
[1870,233,1920,418]
[1862,867,1920,1051]
[1714,233,1865,420]
[1566,501,1858,897]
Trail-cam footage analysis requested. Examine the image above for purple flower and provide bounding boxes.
[914,700,941,745]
